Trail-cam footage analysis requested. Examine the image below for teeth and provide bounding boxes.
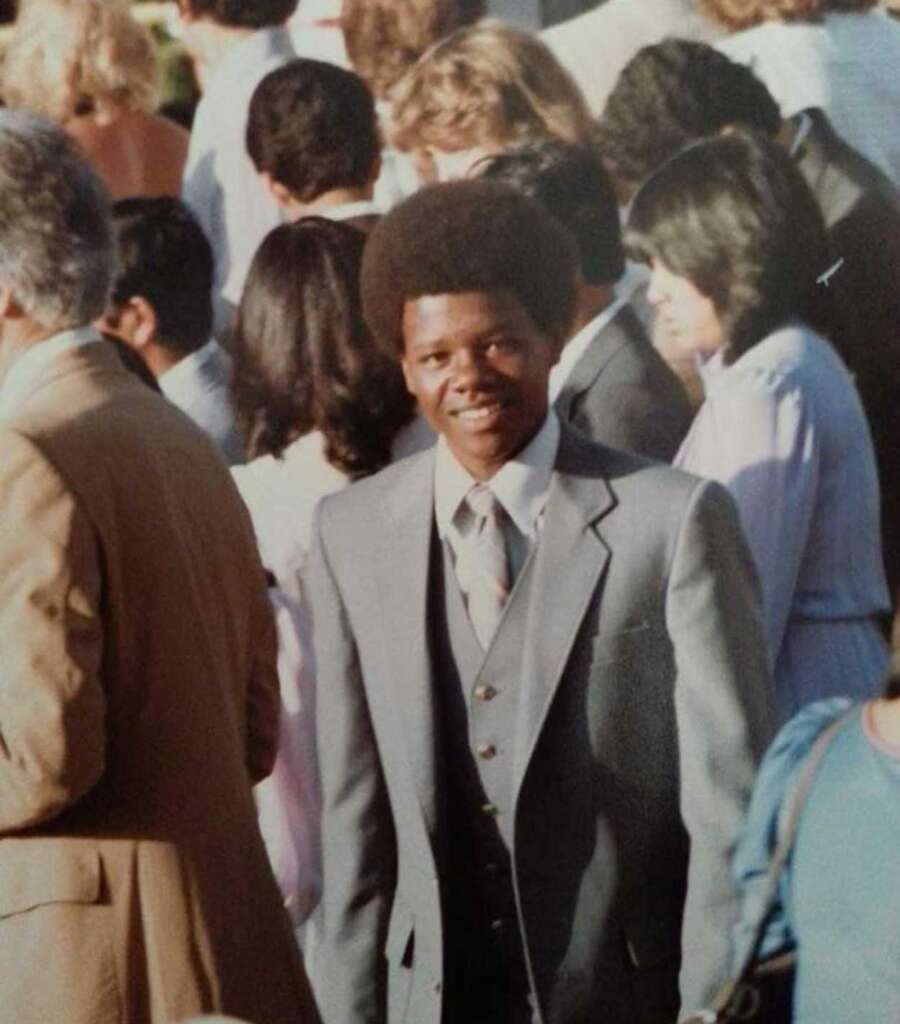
[457,405,499,422]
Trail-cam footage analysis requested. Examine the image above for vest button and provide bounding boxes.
[474,684,498,701]
[481,802,499,816]
[476,743,497,760]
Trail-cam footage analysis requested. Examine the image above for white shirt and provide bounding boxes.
[434,411,560,595]
[549,295,629,403]
[158,339,244,465]
[0,326,101,420]
[717,12,900,186]
[182,27,295,334]
[319,199,383,223]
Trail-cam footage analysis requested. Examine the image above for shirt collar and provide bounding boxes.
[549,295,629,402]
[320,199,383,222]
[158,338,218,401]
[434,410,560,540]
[0,325,102,419]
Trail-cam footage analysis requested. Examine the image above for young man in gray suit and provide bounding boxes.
[306,179,774,1024]
[479,139,693,461]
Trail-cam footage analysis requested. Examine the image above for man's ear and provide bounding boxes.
[105,296,158,351]
[0,284,25,320]
[260,171,298,212]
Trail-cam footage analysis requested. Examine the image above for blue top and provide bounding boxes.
[734,698,900,1023]
[675,321,889,719]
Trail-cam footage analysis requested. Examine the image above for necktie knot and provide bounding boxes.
[465,483,502,524]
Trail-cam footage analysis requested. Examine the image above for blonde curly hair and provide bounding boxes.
[389,18,593,154]
[699,0,876,31]
[2,0,159,125]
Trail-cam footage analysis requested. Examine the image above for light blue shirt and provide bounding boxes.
[675,322,889,717]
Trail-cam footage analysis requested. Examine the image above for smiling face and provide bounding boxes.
[646,259,725,359]
[401,290,561,481]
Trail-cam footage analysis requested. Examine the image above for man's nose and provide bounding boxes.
[450,348,489,390]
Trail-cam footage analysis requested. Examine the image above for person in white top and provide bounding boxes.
[245,57,383,234]
[707,0,900,186]
[178,0,297,335]
[229,217,429,928]
[340,0,484,206]
[98,196,244,465]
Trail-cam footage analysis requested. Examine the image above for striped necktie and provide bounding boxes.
[464,483,511,649]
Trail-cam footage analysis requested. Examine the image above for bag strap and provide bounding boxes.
[711,708,855,1013]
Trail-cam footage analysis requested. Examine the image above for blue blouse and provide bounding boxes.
[675,322,889,720]
[734,698,900,1023]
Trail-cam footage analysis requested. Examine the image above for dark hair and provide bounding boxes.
[342,0,485,101]
[246,59,379,204]
[229,217,414,476]
[594,39,781,193]
[361,179,577,356]
[110,196,213,356]
[478,139,624,286]
[184,0,297,29]
[626,131,837,362]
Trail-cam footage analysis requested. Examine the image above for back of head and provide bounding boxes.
[389,18,593,155]
[230,217,413,473]
[110,197,214,357]
[0,110,112,331]
[478,138,624,287]
[626,130,833,360]
[246,59,379,203]
[361,178,577,355]
[698,0,875,31]
[595,39,781,195]
[184,0,298,29]
[342,0,485,102]
[2,0,159,124]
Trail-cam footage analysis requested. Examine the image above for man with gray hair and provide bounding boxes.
[0,111,317,1024]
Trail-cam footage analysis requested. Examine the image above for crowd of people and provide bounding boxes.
[0,0,898,1022]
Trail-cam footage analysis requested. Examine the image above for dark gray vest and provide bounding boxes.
[430,535,538,993]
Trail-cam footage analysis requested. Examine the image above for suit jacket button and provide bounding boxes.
[474,684,498,701]
[481,802,498,816]
[476,743,497,760]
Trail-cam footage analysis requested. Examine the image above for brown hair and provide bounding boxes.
[389,18,593,154]
[699,0,875,31]
[2,0,159,124]
[342,0,484,101]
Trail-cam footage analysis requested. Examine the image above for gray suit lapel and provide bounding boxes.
[512,427,616,787]
[377,452,441,836]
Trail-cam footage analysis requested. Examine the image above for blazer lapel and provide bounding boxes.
[512,427,616,788]
[376,451,441,836]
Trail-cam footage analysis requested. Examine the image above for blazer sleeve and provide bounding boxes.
[0,429,106,832]
[665,478,777,1015]
[306,502,396,1024]
[244,549,281,786]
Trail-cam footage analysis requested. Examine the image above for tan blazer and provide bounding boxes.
[0,340,317,1024]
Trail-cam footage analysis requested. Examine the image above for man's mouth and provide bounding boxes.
[452,399,506,424]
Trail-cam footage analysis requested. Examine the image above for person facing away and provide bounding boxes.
[178,0,298,334]
[0,110,317,1024]
[305,177,775,1024]
[596,37,900,663]
[478,138,693,460]
[99,195,245,465]
[246,58,383,234]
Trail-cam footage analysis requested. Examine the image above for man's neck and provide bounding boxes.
[143,340,196,381]
[285,184,375,222]
[568,283,616,340]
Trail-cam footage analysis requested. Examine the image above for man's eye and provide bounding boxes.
[421,351,446,367]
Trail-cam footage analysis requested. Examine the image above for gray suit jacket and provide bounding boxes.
[554,303,693,461]
[307,424,775,1024]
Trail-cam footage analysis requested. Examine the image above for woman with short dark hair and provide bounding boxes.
[627,130,890,721]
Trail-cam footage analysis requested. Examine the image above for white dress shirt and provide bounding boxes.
[549,295,629,403]
[717,11,900,186]
[319,199,383,223]
[435,411,560,598]
[182,27,295,334]
[0,326,102,420]
[157,339,244,465]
